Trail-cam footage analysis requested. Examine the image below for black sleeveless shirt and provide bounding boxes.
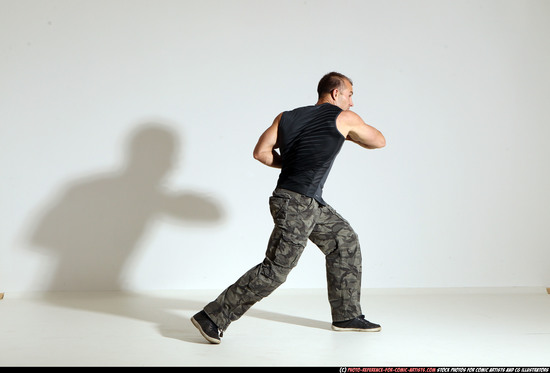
[276,103,345,205]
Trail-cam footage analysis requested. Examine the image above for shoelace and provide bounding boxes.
[357,315,373,325]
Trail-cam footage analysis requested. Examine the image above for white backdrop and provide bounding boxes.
[1,0,549,292]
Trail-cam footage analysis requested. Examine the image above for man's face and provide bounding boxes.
[334,79,354,111]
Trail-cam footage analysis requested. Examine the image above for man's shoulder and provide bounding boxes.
[280,105,312,122]
[285,103,341,116]
[286,104,316,113]
[337,110,361,123]
[335,110,364,136]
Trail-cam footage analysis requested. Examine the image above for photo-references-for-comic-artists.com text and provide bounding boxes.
[339,368,549,373]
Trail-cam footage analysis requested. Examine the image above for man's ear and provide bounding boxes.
[330,88,339,100]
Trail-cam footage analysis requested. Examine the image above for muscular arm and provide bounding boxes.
[252,113,283,168]
[337,110,386,149]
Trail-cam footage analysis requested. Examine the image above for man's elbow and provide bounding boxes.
[376,134,386,148]
[252,145,264,160]
[367,133,385,149]
[253,149,267,163]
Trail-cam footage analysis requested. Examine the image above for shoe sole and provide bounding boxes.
[191,316,221,344]
[331,325,382,332]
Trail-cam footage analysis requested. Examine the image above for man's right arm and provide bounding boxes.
[252,113,283,168]
[337,110,386,149]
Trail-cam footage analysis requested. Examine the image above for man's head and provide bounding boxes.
[317,72,354,110]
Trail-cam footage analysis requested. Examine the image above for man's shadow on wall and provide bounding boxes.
[28,123,329,343]
[26,124,222,342]
[30,123,223,292]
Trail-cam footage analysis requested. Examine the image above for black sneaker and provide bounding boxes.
[331,315,381,332]
[191,311,222,344]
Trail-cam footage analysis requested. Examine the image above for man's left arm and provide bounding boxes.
[252,113,282,169]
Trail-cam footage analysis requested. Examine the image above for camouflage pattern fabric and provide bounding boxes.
[203,188,362,332]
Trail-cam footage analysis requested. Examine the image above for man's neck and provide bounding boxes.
[316,97,334,106]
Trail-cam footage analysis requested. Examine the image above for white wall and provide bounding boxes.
[1,0,549,292]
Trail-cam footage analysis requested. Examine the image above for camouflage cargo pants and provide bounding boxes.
[203,188,362,332]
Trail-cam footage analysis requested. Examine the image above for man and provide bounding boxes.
[191,72,386,344]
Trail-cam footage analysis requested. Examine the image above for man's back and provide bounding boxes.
[276,103,344,205]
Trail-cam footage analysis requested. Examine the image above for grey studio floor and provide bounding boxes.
[1,287,549,367]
